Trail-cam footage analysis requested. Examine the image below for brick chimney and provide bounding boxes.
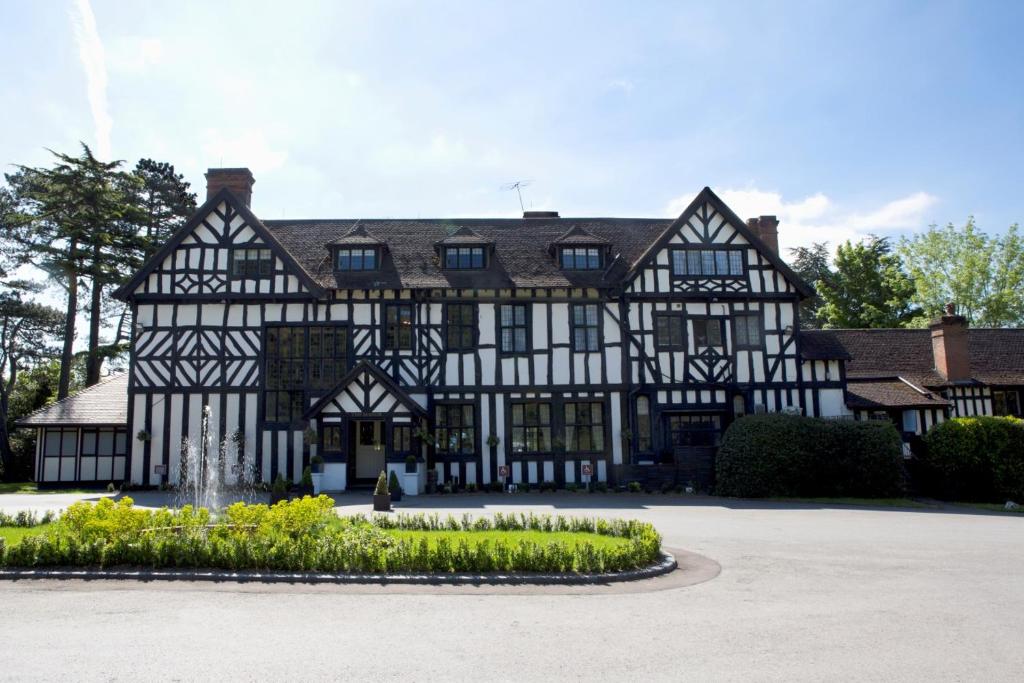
[930,303,970,382]
[205,168,254,207]
[751,215,779,254]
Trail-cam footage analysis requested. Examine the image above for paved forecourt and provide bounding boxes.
[1,493,1022,681]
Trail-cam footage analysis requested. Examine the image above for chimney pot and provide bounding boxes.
[523,210,559,219]
[205,167,254,207]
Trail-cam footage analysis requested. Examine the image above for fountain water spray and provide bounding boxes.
[176,406,260,511]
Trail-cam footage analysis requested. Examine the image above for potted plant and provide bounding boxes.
[388,470,403,502]
[270,473,289,504]
[486,434,500,448]
[299,466,314,494]
[373,470,391,512]
[310,455,325,494]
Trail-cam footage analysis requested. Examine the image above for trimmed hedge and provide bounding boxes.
[715,413,904,498]
[918,416,1024,502]
[0,497,661,575]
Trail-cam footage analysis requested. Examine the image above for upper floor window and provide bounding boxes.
[671,248,744,277]
[654,313,685,350]
[510,402,552,453]
[560,247,602,270]
[231,248,272,278]
[435,403,475,454]
[445,303,476,351]
[693,318,725,347]
[571,304,600,352]
[499,304,529,354]
[336,248,378,271]
[444,247,486,269]
[384,304,413,350]
[264,325,350,424]
[733,314,762,349]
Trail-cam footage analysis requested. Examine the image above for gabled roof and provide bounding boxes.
[550,224,610,246]
[327,224,385,247]
[16,374,129,427]
[303,361,427,420]
[113,188,325,300]
[434,226,492,246]
[626,187,816,298]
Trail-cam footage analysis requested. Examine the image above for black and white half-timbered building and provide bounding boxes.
[20,168,1024,489]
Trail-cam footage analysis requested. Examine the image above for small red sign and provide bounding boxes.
[581,463,594,477]
[498,465,510,478]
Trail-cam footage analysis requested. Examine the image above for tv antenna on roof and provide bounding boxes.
[501,180,533,212]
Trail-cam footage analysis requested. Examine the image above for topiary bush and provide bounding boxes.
[715,413,904,498]
[918,416,1024,502]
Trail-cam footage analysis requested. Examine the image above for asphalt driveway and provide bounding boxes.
[0,493,1021,681]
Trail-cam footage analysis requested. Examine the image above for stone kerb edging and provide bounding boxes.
[0,551,678,585]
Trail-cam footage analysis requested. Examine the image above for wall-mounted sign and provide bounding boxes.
[153,464,168,476]
[498,465,510,478]
[581,463,593,477]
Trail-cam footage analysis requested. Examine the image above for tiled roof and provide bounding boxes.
[967,330,1024,385]
[799,330,851,360]
[845,378,949,409]
[550,225,610,245]
[263,217,672,290]
[16,374,129,427]
[326,224,384,246]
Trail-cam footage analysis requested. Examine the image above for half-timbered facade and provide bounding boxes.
[28,168,1021,489]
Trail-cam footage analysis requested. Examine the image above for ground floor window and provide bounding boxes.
[41,427,78,482]
[993,389,1021,417]
[565,402,604,452]
[635,396,652,451]
[435,404,475,455]
[393,425,413,455]
[666,414,722,447]
[511,402,552,453]
[79,428,127,482]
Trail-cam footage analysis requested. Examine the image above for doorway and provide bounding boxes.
[349,419,385,485]
[665,413,722,489]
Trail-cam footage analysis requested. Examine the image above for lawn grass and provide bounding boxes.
[0,525,51,545]
[383,528,632,551]
[0,482,107,495]
[951,502,1024,514]
[767,497,932,508]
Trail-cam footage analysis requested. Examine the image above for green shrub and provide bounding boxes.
[919,416,1024,502]
[715,413,904,498]
[388,470,401,494]
[627,481,642,493]
[374,471,389,496]
[301,467,313,489]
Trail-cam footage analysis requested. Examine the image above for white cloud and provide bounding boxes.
[666,187,938,254]
[107,36,163,74]
[69,0,112,159]
[199,128,288,174]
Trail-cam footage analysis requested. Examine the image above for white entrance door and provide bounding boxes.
[354,420,385,481]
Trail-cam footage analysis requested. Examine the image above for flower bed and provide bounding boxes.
[0,496,661,575]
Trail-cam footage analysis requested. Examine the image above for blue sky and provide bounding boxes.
[2,0,1022,253]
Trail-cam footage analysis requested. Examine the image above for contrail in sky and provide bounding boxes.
[69,0,112,158]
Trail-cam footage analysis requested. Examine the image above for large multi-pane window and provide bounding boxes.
[571,304,600,352]
[335,248,378,271]
[435,404,475,455]
[444,247,485,269]
[511,402,552,453]
[565,402,604,452]
[654,313,685,349]
[79,428,128,482]
[560,247,601,270]
[445,304,476,351]
[734,314,762,348]
[265,325,349,423]
[385,304,413,350]
[693,318,725,347]
[499,304,529,354]
[231,248,272,278]
[635,396,652,452]
[671,248,744,277]
[993,390,1021,417]
[41,427,78,482]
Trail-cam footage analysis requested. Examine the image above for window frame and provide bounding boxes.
[653,312,686,350]
[669,246,746,279]
[992,389,1022,417]
[692,317,726,348]
[498,303,531,355]
[444,303,477,352]
[392,425,413,456]
[230,248,273,279]
[564,401,606,454]
[443,246,487,270]
[334,247,379,272]
[570,303,601,352]
[434,402,477,456]
[263,324,352,425]
[559,246,603,270]
[509,401,553,454]
[733,313,763,349]
[384,303,415,351]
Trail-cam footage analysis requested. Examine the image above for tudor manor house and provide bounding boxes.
[19,169,1024,490]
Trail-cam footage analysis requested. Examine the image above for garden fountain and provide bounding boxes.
[177,406,259,511]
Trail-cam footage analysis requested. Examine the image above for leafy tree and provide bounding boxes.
[4,144,146,393]
[899,219,1024,327]
[131,158,197,243]
[817,236,917,328]
[0,284,64,479]
[787,242,833,329]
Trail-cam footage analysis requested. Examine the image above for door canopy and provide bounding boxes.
[303,361,427,420]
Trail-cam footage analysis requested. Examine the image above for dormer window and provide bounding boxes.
[560,247,602,270]
[444,246,486,269]
[336,248,378,271]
